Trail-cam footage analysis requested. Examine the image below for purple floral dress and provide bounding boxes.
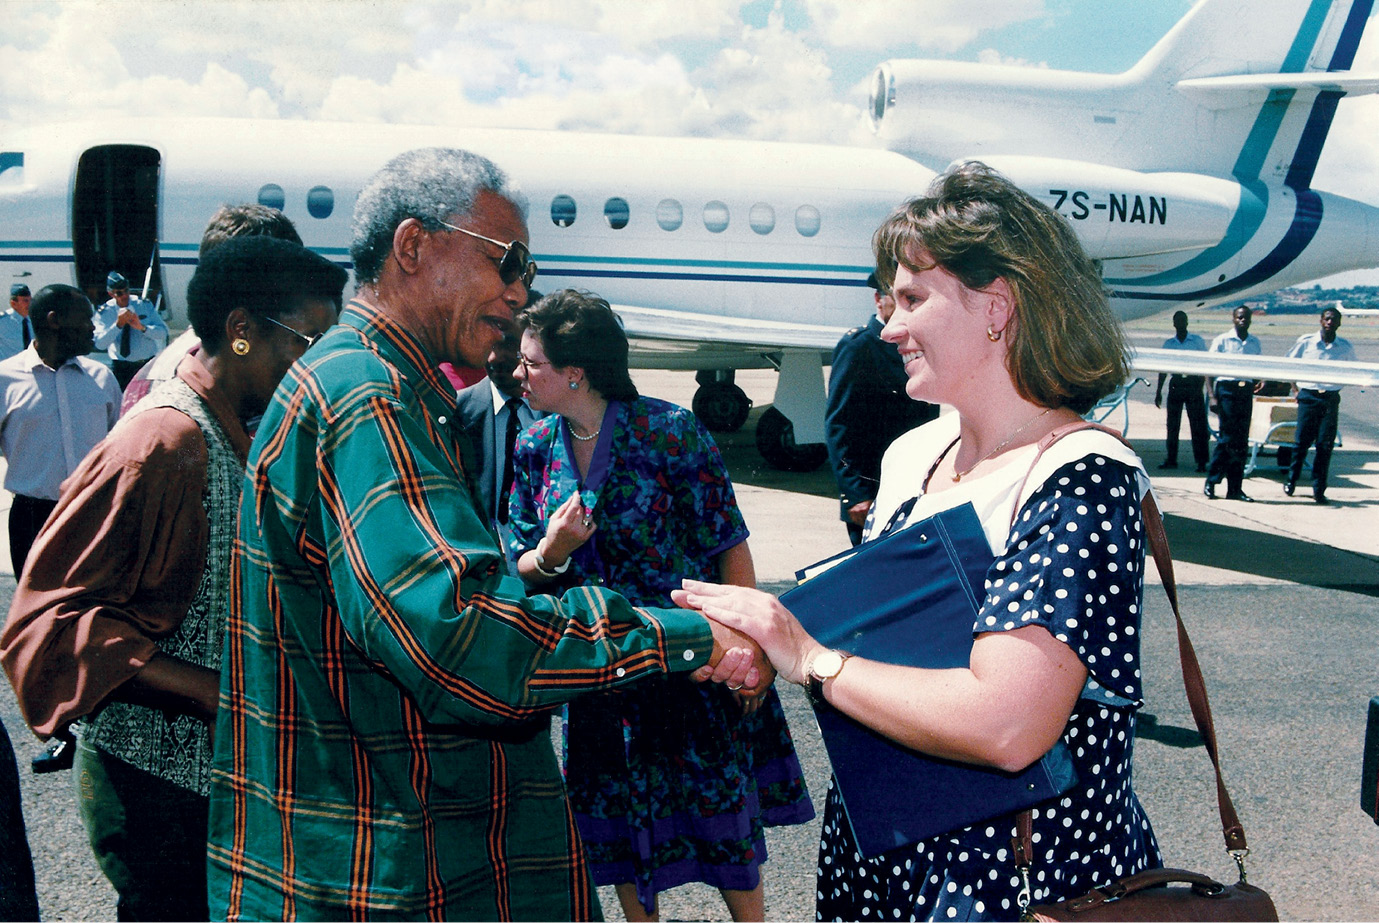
[507,396,814,912]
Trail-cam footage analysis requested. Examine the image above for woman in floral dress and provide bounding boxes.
[506,290,814,921]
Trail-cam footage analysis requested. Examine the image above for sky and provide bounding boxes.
[4,0,1379,286]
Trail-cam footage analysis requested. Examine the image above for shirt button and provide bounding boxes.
[615,667,626,678]
[438,415,448,425]
[683,650,696,662]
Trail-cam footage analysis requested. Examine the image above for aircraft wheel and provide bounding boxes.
[693,382,752,432]
[755,407,827,472]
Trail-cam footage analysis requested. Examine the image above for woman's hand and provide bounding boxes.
[672,579,822,687]
[541,493,596,564]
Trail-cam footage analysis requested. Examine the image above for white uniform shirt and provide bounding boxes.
[1287,331,1356,392]
[92,296,169,363]
[1207,330,1262,383]
[0,310,34,361]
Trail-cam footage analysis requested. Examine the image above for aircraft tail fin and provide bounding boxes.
[1129,0,1375,187]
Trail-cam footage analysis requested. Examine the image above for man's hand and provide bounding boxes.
[694,617,775,698]
[116,307,146,331]
[846,499,872,528]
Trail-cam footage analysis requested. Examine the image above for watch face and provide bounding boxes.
[812,650,844,679]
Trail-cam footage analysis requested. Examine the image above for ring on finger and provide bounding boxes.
[727,683,743,691]
[581,515,592,527]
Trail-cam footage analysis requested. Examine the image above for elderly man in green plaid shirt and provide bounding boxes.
[206,148,768,922]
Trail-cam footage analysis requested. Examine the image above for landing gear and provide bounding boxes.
[754,407,828,472]
[692,371,752,432]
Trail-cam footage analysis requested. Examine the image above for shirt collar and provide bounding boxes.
[487,379,529,416]
[19,344,80,373]
[340,299,458,413]
[176,350,253,460]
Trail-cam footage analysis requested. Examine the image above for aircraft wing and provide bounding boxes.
[1131,347,1379,387]
[612,303,851,369]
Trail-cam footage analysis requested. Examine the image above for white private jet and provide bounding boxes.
[2,0,1377,470]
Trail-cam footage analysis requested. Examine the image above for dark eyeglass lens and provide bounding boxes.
[499,244,536,287]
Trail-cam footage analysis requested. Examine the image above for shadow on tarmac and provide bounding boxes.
[1134,712,1204,748]
[1161,512,1379,596]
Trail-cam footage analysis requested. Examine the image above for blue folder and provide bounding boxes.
[782,501,1077,858]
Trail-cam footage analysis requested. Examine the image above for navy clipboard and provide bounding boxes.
[781,501,1077,857]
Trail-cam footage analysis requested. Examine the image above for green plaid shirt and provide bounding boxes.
[207,302,713,921]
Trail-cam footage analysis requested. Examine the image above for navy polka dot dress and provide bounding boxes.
[816,455,1162,922]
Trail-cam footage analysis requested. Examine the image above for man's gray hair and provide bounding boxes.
[350,147,529,285]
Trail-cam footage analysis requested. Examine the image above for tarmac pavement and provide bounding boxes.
[1,365,1376,920]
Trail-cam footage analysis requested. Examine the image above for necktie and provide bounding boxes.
[497,399,521,524]
[119,319,132,357]
[20,317,29,348]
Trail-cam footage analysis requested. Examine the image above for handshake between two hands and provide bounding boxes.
[672,578,823,702]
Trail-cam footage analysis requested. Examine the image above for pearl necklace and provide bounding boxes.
[951,408,1054,482]
[570,423,601,442]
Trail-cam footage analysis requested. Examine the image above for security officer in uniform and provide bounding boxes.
[1204,305,1263,501]
[92,271,169,390]
[825,272,937,545]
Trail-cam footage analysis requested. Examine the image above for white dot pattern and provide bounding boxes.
[815,457,1161,921]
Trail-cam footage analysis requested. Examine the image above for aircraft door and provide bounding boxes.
[72,145,163,309]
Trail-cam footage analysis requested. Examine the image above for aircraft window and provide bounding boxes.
[604,197,630,230]
[258,184,285,210]
[703,201,730,233]
[749,203,775,235]
[795,204,821,237]
[656,199,683,231]
[551,195,576,227]
[307,186,334,219]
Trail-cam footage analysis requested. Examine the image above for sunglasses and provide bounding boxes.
[437,219,538,289]
[259,314,325,351]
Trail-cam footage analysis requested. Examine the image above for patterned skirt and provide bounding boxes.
[563,675,814,913]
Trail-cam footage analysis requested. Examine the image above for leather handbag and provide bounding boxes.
[1012,424,1278,921]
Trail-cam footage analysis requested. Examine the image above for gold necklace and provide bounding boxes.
[951,408,1054,482]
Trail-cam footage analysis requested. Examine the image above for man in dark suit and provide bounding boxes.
[456,329,545,569]
[825,273,938,545]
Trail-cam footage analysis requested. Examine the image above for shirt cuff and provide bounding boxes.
[643,605,714,673]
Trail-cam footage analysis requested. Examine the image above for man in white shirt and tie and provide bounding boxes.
[456,328,545,570]
[0,285,34,361]
[1284,305,1356,503]
[92,271,169,391]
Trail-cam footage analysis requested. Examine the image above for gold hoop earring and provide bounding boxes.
[986,325,1002,342]
[231,338,251,356]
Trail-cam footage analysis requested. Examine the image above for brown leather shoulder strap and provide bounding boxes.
[1013,421,1247,870]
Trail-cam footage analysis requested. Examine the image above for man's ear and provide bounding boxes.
[392,218,427,276]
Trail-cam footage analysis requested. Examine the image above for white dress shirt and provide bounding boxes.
[0,346,122,499]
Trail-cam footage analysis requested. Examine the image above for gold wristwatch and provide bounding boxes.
[806,649,852,705]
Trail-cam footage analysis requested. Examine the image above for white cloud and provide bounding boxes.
[802,0,1045,52]
[974,48,1049,68]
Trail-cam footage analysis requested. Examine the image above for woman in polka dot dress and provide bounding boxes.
[676,162,1163,921]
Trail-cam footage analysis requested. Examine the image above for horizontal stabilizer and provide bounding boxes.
[1132,346,1379,387]
[1177,73,1379,107]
